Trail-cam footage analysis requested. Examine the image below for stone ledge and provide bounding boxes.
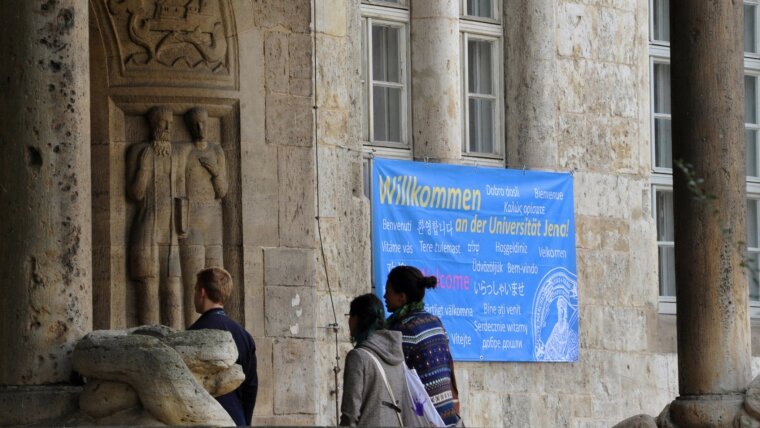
[0,385,81,426]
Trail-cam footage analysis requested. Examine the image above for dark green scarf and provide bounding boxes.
[385,300,425,328]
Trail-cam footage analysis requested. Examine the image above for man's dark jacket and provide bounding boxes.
[189,308,258,426]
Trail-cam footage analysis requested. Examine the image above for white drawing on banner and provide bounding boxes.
[532,267,579,361]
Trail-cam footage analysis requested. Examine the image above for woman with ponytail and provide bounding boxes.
[384,266,462,427]
[340,293,425,427]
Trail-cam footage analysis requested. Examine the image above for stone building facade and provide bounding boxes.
[2,0,760,427]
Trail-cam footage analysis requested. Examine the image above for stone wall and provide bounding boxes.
[310,0,685,426]
[4,0,760,427]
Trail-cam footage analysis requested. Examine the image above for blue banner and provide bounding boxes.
[371,159,578,362]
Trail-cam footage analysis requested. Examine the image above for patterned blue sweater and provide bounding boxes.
[387,309,459,426]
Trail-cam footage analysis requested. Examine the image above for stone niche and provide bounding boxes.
[88,0,246,331]
[91,100,243,330]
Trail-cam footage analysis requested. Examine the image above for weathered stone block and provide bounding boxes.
[253,0,310,34]
[238,30,266,145]
[264,247,317,286]
[0,386,81,426]
[278,146,317,248]
[483,361,545,394]
[316,35,352,109]
[576,216,631,252]
[243,245,265,337]
[597,7,636,65]
[560,115,639,174]
[589,62,638,118]
[317,109,350,149]
[577,249,632,306]
[467,391,505,427]
[265,31,289,94]
[557,58,590,114]
[574,172,644,219]
[289,32,313,97]
[500,393,551,427]
[265,285,316,338]
[315,0,347,37]
[253,337,274,416]
[557,3,595,59]
[241,142,278,247]
[273,339,317,414]
[266,93,313,146]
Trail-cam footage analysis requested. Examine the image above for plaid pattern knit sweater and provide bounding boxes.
[388,309,459,426]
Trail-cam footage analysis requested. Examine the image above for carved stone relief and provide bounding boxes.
[126,106,228,329]
[93,0,238,89]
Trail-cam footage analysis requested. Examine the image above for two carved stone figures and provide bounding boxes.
[126,106,227,328]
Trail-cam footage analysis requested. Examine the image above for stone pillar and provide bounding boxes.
[0,0,91,388]
[670,2,750,425]
[504,0,557,168]
[410,0,461,162]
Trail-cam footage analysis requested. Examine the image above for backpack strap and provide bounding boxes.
[359,348,404,427]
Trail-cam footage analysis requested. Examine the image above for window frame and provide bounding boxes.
[461,0,501,24]
[650,54,672,175]
[361,4,411,149]
[460,19,503,160]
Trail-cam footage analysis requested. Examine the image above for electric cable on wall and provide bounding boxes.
[311,1,342,424]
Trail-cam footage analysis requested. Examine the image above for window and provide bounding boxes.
[464,0,498,20]
[654,187,675,298]
[461,3,502,158]
[361,3,409,148]
[652,61,671,171]
[650,0,760,315]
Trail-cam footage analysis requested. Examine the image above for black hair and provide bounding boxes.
[386,265,437,303]
[349,293,385,345]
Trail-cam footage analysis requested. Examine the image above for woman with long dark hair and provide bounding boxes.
[340,293,424,427]
[385,265,461,426]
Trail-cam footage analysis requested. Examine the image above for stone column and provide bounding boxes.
[0,0,91,389]
[504,0,557,168]
[670,2,750,425]
[410,0,461,162]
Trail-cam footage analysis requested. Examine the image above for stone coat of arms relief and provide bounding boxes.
[97,0,238,88]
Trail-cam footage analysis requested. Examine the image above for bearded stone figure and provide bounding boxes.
[126,106,191,329]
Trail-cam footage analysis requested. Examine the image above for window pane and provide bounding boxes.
[655,118,672,169]
[749,199,759,247]
[372,25,400,83]
[653,63,671,114]
[746,4,757,54]
[748,252,760,301]
[362,19,368,141]
[656,190,674,241]
[652,0,670,42]
[747,129,758,177]
[373,86,402,142]
[468,40,493,95]
[659,246,676,297]
[467,0,493,18]
[468,98,494,153]
[746,76,757,125]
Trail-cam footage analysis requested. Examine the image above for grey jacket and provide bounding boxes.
[340,330,425,427]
